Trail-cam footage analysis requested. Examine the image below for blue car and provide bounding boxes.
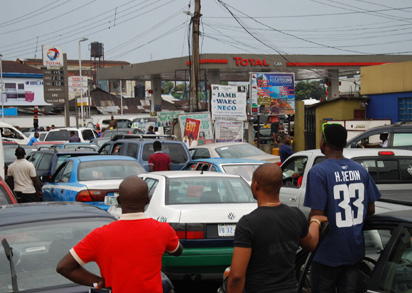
[42,155,145,210]
[184,158,265,184]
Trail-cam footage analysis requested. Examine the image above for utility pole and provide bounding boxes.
[189,0,201,112]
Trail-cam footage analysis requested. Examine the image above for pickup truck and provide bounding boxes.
[280,148,412,215]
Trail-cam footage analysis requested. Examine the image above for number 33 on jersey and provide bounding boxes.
[334,183,365,228]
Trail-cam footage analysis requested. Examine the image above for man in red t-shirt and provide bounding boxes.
[56,176,183,293]
[148,141,171,171]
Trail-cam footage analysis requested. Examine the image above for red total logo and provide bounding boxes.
[233,57,269,67]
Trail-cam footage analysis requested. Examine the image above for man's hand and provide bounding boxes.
[300,210,328,252]
[310,215,328,223]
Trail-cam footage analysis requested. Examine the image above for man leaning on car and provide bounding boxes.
[56,176,183,293]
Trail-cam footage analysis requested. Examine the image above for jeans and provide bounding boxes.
[311,261,365,293]
[14,192,41,203]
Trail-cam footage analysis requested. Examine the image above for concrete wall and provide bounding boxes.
[367,92,412,123]
[361,61,412,95]
[294,100,305,152]
[315,99,364,148]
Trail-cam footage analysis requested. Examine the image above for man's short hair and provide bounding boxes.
[15,147,26,158]
[153,140,162,151]
[322,124,347,150]
[70,131,76,135]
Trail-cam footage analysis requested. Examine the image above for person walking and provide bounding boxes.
[7,147,42,203]
[304,123,381,293]
[279,134,294,163]
[146,125,155,134]
[28,132,40,146]
[227,163,327,293]
[57,176,183,293]
[148,141,171,171]
[108,115,117,130]
[68,131,81,143]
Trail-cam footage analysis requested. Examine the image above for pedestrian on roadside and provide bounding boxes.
[51,124,56,129]
[46,126,51,132]
[28,132,40,146]
[68,131,81,143]
[7,147,42,203]
[56,176,183,293]
[279,134,294,163]
[227,163,327,293]
[304,123,381,293]
[146,125,155,134]
[108,115,117,130]
[154,126,160,135]
[148,141,171,171]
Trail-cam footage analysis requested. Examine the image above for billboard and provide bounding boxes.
[178,112,214,147]
[42,45,64,68]
[211,84,247,121]
[214,120,243,143]
[250,72,295,115]
[0,78,50,106]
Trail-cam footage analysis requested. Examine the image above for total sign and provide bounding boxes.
[42,45,64,68]
[211,84,247,121]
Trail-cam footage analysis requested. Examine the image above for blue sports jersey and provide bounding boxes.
[304,158,381,267]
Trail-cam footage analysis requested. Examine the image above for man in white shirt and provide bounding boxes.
[7,147,42,203]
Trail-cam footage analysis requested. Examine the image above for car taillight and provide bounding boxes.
[170,223,205,239]
[76,190,111,202]
[379,151,394,156]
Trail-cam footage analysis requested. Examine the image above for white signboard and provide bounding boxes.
[215,120,244,143]
[42,45,64,68]
[0,77,50,106]
[211,84,247,121]
[68,76,88,100]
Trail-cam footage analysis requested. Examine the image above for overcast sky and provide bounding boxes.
[1,0,411,63]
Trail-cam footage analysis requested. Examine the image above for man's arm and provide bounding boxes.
[31,176,42,195]
[367,202,375,216]
[56,253,104,288]
[300,210,328,252]
[7,176,14,191]
[227,247,252,293]
[168,242,183,256]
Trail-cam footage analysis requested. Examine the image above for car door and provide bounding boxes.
[280,155,309,209]
[81,129,95,142]
[53,161,75,202]
[42,162,67,201]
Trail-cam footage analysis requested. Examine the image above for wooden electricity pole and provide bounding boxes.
[189,0,201,112]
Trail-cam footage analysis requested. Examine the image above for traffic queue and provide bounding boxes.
[1,120,412,293]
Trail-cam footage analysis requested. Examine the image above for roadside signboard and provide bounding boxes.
[43,53,68,105]
[215,120,243,143]
[250,72,295,115]
[211,84,247,121]
[178,112,214,146]
[42,46,64,68]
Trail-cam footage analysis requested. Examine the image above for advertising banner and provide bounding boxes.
[183,118,201,147]
[42,45,64,68]
[250,72,295,115]
[178,112,214,147]
[215,120,244,143]
[69,76,88,101]
[211,84,247,121]
[0,78,50,106]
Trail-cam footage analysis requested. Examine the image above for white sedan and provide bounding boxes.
[189,142,280,163]
[107,171,257,276]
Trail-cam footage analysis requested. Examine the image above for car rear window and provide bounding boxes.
[354,157,412,183]
[78,160,144,181]
[221,164,262,182]
[216,144,265,158]
[142,143,188,163]
[45,130,70,141]
[166,177,254,204]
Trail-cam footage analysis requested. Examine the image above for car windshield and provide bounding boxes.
[142,143,188,163]
[166,177,255,204]
[45,130,70,141]
[221,164,262,182]
[78,160,144,181]
[215,144,266,158]
[0,218,111,291]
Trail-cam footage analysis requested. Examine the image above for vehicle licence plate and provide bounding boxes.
[218,224,236,237]
[104,194,118,206]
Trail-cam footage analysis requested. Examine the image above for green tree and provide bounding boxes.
[295,81,326,101]
[161,81,175,94]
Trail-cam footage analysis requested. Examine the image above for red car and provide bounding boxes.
[0,176,16,204]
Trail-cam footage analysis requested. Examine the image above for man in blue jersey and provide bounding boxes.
[304,123,381,293]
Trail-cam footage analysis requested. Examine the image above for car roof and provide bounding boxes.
[109,139,183,144]
[48,127,92,132]
[369,209,412,224]
[0,202,114,227]
[36,149,97,155]
[192,158,266,164]
[190,142,246,149]
[147,171,242,178]
[293,148,412,158]
[69,155,137,162]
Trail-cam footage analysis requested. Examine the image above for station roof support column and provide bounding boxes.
[327,69,339,100]
[150,75,162,113]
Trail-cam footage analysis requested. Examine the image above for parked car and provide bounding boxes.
[189,142,280,163]
[91,137,111,148]
[99,139,190,171]
[0,202,174,292]
[52,142,99,152]
[28,149,98,182]
[279,148,412,214]
[0,121,28,144]
[0,176,16,204]
[44,128,98,143]
[347,122,412,150]
[98,118,132,130]
[42,155,145,210]
[219,209,412,293]
[4,144,36,175]
[184,158,265,184]
[107,171,256,278]
[100,128,133,138]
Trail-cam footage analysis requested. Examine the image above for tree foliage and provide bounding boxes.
[295,81,326,101]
